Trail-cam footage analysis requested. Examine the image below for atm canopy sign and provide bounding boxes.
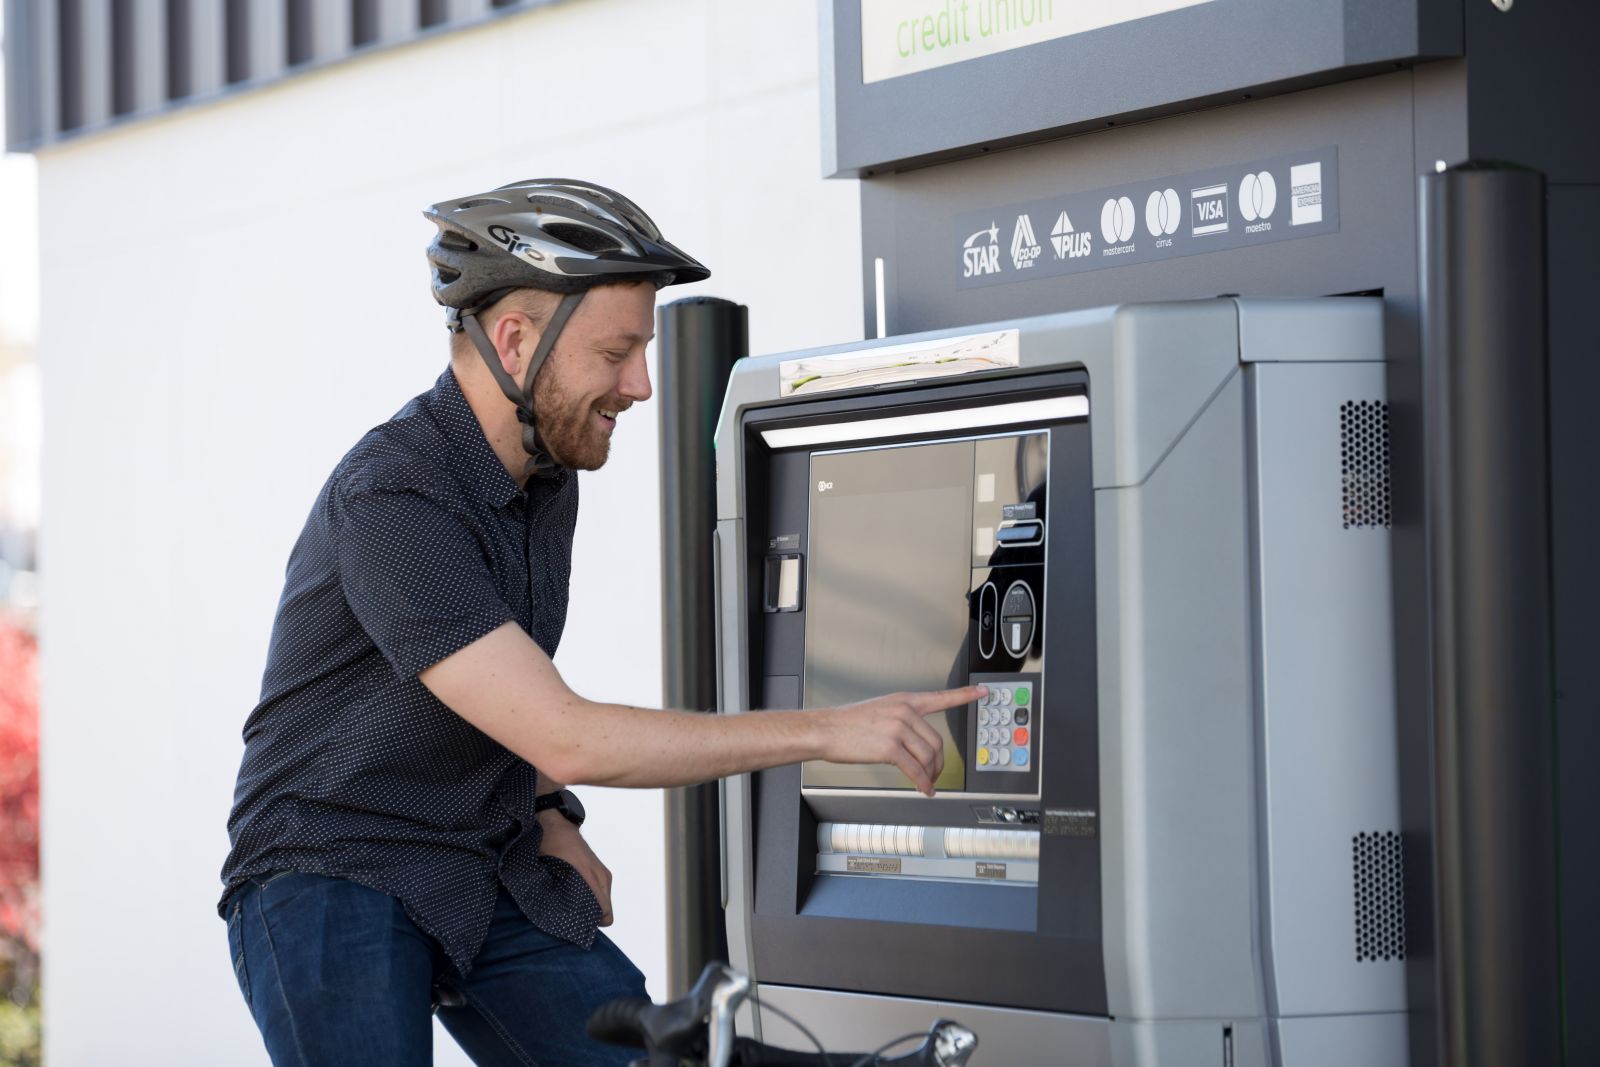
[861,0,1215,84]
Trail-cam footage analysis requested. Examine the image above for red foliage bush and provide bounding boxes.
[0,620,39,951]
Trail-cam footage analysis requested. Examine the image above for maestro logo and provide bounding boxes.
[962,222,1001,278]
[1238,171,1278,221]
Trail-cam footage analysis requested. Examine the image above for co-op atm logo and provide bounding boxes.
[962,222,1001,278]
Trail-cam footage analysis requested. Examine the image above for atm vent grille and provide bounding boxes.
[1340,400,1391,529]
[1353,831,1406,962]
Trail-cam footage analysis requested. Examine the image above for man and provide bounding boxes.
[220,179,979,1066]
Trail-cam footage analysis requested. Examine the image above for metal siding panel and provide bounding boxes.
[79,0,114,127]
[247,0,286,82]
[376,0,419,42]
[186,0,226,96]
[131,0,168,113]
[309,0,351,60]
[3,0,43,146]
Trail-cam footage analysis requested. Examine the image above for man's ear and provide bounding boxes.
[491,310,541,381]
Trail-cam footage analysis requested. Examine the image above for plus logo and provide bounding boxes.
[962,222,1001,278]
[1050,210,1092,259]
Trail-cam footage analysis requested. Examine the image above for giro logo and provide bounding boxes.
[487,223,545,261]
[1238,171,1278,221]
[1145,188,1181,236]
[1099,197,1136,244]
[962,222,1001,278]
[1010,214,1042,270]
[1050,211,1092,259]
[816,480,835,493]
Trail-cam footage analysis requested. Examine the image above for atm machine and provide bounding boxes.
[689,1,1593,1064]
[714,298,1402,1065]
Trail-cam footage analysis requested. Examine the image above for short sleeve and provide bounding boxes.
[328,484,514,677]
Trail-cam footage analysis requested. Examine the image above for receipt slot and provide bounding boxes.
[714,299,1407,1064]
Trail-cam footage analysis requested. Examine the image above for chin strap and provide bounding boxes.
[460,291,587,480]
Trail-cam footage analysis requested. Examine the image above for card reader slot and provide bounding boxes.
[995,519,1044,546]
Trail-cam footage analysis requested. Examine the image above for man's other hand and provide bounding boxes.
[817,685,986,797]
[538,814,615,926]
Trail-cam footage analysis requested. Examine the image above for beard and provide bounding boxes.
[533,369,617,472]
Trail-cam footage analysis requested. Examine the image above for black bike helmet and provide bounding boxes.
[423,179,709,476]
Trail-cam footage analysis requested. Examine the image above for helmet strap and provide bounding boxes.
[461,290,587,480]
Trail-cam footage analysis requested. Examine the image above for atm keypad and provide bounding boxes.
[974,680,1033,773]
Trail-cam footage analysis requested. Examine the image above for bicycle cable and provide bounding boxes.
[756,998,836,1065]
[844,1031,933,1067]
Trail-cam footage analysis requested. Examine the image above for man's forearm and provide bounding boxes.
[422,622,963,795]
[544,700,825,789]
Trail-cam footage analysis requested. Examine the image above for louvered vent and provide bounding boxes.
[1340,401,1391,529]
[1353,831,1406,962]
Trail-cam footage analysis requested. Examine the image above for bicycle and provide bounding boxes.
[587,962,979,1067]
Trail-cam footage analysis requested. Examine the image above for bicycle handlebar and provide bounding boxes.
[586,963,977,1067]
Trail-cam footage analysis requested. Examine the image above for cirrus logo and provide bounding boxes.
[817,480,835,493]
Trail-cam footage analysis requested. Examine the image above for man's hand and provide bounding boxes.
[815,685,985,797]
[539,812,614,926]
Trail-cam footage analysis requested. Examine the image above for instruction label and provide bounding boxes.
[953,146,1339,290]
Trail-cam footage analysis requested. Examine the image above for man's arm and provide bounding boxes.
[420,622,979,796]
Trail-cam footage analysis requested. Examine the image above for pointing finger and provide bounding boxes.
[910,684,987,716]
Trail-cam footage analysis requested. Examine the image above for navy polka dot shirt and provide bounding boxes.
[220,367,603,976]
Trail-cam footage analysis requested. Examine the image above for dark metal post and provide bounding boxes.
[1420,163,1562,1066]
[658,296,746,997]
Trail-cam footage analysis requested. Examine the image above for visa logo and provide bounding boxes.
[1190,183,1230,236]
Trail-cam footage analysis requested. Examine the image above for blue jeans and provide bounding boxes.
[225,872,646,1066]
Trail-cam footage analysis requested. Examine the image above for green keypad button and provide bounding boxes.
[1015,686,1030,706]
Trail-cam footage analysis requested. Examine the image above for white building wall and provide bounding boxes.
[33,2,860,1063]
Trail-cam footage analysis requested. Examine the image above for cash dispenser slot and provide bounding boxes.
[816,821,1041,884]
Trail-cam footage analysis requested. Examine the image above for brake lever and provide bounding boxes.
[930,1020,978,1067]
[706,965,752,1067]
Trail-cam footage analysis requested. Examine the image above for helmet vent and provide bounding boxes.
[544,222,623,255]
[454,197,511,211]
[437,231,477,252]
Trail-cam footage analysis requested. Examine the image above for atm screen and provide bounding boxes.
[802,440,973,790]
[801,431,1048,793]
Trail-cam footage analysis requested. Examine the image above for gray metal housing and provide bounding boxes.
[716,298,1402,1064]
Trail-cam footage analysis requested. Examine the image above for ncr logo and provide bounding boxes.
[962,222,1001,278]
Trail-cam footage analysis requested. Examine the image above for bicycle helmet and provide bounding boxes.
[423,179,709,476]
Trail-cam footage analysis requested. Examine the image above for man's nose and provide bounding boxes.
[620,349,653,403]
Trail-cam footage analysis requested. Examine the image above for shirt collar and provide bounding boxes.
[425,366,526,509]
